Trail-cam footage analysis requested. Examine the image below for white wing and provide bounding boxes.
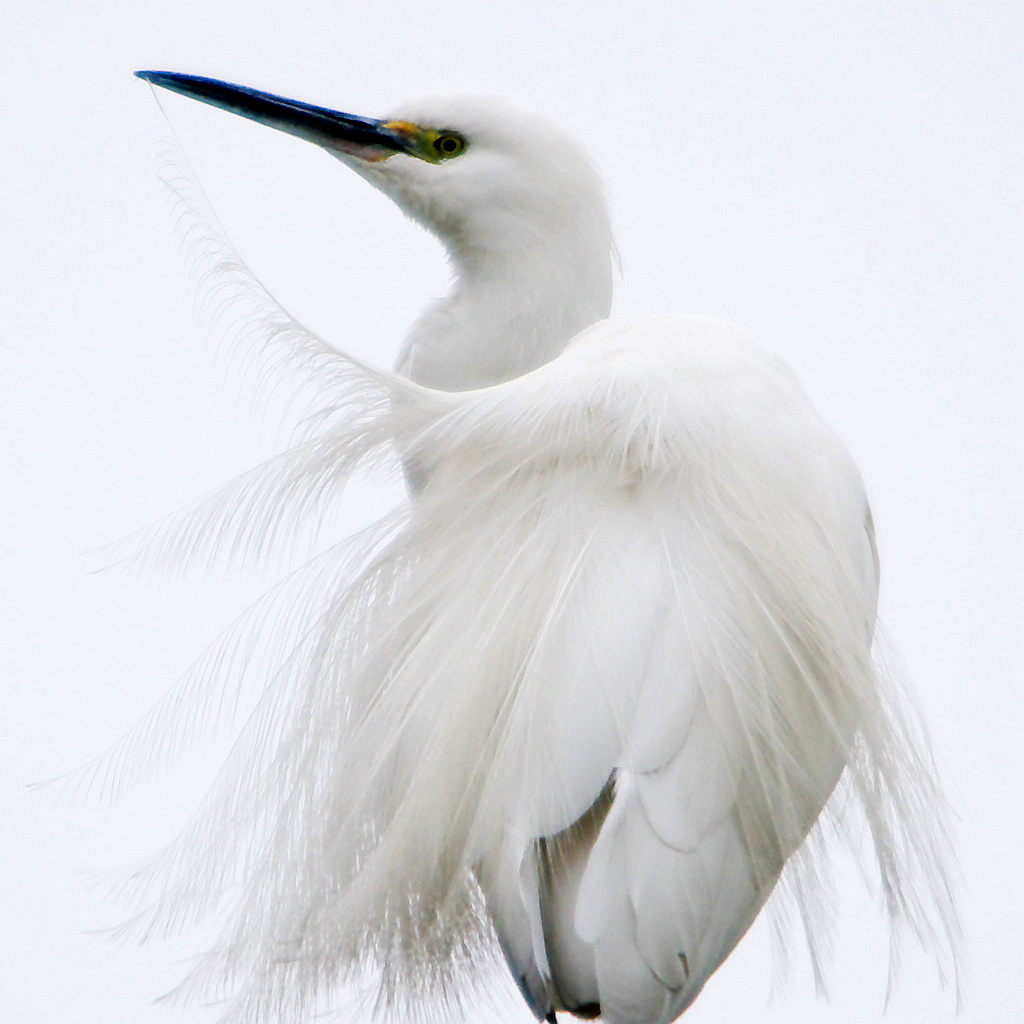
[468,317,915,1024]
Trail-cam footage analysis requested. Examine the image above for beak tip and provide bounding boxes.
[135,70,183,92]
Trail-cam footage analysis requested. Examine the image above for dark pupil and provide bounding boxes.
[438,136,459,153]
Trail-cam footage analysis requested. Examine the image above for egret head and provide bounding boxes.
[135,73,612,275]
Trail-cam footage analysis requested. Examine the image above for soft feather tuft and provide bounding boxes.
[89,137,960,1023]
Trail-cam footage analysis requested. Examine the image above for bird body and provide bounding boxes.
[115,74,958,1024]
[418,314,879,1024]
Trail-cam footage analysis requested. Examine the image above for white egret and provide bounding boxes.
[111,72,959,1024]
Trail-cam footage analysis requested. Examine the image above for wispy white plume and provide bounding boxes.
[86,126,960,1024]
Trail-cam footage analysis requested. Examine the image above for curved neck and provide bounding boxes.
[398,223,614,391]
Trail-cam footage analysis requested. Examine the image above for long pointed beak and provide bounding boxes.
[135,71,412,160]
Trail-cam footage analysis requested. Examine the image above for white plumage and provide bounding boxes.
[106,73,959,1024]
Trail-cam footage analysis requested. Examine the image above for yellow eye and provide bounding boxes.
[430,131,467,160]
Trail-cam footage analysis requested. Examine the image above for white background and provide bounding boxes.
[2,2,1021,1022]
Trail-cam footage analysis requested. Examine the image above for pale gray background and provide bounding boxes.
[3,2,1021,1022]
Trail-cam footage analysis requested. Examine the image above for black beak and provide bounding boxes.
[135,71,413,159]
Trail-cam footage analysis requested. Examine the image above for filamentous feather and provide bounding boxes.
[95,86,962,1024]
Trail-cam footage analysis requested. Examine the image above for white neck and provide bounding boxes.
[397,217,614,391]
